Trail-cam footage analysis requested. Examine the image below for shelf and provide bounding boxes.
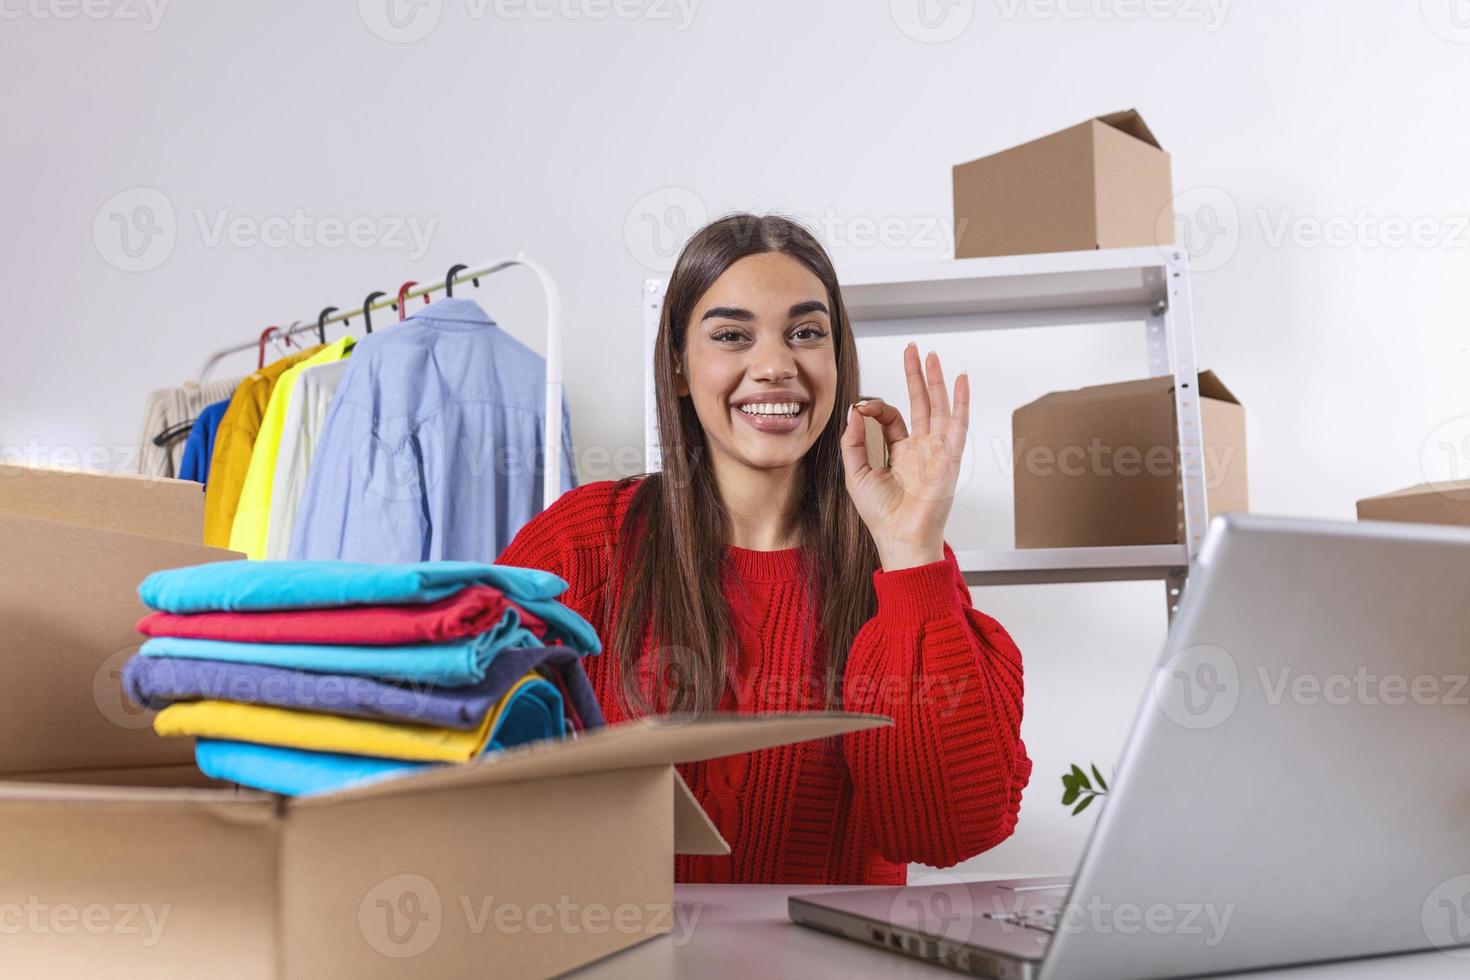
[838,245,1180,329]
[956,544,1189,587]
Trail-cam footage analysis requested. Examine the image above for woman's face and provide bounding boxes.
[676,252,838,473]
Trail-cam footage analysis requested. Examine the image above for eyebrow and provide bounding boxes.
[700,300,830,323]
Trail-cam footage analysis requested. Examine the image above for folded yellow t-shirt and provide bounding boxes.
[154,673,546,763]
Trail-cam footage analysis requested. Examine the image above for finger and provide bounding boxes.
[838,403,872,483]
[853,397,908,449]
[925,350,951,425]
[903,342,930,438]
[944,370,970,460]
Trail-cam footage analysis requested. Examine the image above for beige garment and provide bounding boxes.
[135,376,243,478]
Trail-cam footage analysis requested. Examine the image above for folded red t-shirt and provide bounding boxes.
[135,585,547,646]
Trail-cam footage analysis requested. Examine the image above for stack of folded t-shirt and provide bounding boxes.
[119,560,604,797]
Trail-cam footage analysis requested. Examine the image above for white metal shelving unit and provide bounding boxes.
[643,245,1207,620]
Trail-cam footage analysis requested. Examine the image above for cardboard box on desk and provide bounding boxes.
[0,465,892,979]
[1012,371,1248,548]
[0,712,887,980]
[1357,481,1470,527]
[953,109,1174,259]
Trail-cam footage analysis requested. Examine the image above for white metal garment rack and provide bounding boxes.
[643,245,1207,623]
[195,253,565,509]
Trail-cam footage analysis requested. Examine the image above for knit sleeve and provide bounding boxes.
[842,541,1031,868]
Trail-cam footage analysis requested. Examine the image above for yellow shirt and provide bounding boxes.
[203,346,325,548]
[153,673,546,763]
[228,337,354,559]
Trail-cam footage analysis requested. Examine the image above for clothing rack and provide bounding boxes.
[194,253,565,508]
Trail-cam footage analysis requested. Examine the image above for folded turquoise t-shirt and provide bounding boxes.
[139,560,568,613]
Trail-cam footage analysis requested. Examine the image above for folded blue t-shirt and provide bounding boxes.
[139,560,568,614]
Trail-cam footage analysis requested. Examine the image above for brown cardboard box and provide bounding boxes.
[0,465,888,978]
[953,109,1175,259]
[1012,371,1248,548]
[1356,481,1470,527]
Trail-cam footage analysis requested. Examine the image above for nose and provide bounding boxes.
[749,334,797,384]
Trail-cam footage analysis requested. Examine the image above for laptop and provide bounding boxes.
[791,513,1470,979]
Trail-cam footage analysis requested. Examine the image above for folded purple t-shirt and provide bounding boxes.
[121,645,605,731]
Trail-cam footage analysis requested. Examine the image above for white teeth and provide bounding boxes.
[737,402,802,417]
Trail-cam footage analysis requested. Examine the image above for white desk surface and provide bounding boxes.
[570,884,1465,979]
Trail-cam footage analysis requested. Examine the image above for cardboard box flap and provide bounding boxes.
[1358,481,1463,503]
[0,463,205,544]
[1096,108,1161,149]
[1018,371,1236,412]
[293,712,891,810]
[1018,374,1174,410]
[674,770,729,855]
[1196,369,1241,405]
[0,780,279,823]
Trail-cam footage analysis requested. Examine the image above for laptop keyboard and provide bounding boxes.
[983,906,1059,934]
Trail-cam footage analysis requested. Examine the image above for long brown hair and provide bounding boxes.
[608,213,879,715]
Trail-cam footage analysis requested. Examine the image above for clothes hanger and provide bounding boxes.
[358,291,387,334]
[393,280,426,322]
[316,307,338,346]
[444,263,479,298]
[257,326,289,370]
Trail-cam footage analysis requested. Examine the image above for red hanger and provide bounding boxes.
[395,280,429,322]
[257,326,288,369]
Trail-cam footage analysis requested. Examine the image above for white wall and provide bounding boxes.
[5,0,1469,877]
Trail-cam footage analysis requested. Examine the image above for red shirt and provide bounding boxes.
[496,478,1031,884]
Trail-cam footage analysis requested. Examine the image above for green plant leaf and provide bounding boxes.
[1091,765,1108,792]
[1062,786,1079,806]
[1061,774,1076,791]
[1070,765,1091,791]
[1072,795,1095,815]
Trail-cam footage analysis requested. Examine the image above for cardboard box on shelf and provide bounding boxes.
[0,464,890,979]
[1011,371,1248,548]
[1356,481,1470,527]
[953,109,1175,259]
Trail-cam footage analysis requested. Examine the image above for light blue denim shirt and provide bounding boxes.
[288,298,576,563]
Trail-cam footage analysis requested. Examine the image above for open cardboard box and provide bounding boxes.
[1012,371,1248,547]
[0,464,888,978]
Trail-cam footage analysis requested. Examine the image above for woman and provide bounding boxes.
[498,213,1030,885]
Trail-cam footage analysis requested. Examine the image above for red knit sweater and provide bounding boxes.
[496,478,1031,885]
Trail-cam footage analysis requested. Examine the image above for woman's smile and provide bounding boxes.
[731,393,810,434]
